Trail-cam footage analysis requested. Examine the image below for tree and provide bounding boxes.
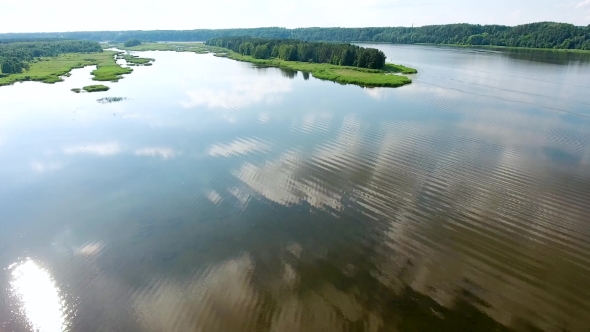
[253,44,270,59]
[1,61,12,73]
[123,38,142,47]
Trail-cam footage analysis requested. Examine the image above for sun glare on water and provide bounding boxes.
[9,259,69,332]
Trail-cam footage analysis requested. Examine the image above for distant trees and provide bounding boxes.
[123,38,142,47]
[1,22,588,50]
[0,39,102,74]
[206,37,387,69]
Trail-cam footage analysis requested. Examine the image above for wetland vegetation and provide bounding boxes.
[116,53,154,66]
[83,84,110,92]
[0,39,155,87]
[97,97,126,103]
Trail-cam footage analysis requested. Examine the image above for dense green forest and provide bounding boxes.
[0,39,102,74]
[206,37,387,69]
[1,22,589,50]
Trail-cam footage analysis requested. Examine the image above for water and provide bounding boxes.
[0,45,589,332]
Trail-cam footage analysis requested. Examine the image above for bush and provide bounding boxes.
[123,39,142,47]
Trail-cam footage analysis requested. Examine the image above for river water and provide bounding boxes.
[0,45,589,331]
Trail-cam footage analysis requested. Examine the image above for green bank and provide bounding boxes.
[223,52,415,87]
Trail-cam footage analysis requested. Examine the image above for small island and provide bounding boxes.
[206,37,417,87]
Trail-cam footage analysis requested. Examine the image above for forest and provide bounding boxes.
[206,37,387,69]
[0,39,102,74]
[1,22,588,50]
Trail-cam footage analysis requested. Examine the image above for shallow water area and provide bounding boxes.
[0,46,590,331]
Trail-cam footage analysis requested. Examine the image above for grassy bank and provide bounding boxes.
[223,52,415,88]
[0,51,135,86]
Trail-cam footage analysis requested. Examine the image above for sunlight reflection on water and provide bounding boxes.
[10,259,69,332]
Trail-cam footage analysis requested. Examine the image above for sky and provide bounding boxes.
[1,0,588,33]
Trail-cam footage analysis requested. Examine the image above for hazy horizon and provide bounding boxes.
[1,0,588,34]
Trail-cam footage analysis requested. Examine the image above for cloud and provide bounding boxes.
[181,78,291,110]
[30,161,62,173]
[134,147,179,159]
[62,142,121,156]
[576,0,590,8]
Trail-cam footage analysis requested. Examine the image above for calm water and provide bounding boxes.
[1,45,589,332]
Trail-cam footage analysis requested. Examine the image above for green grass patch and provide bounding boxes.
[83,85,110,92]
[225,52,415,88]
[0,51,134,87]
[116,53,155,66]
[71,88,81,93]
[384,63,417,74]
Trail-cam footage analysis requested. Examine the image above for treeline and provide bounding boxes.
[1,22,589,50]
[206,37,386,69]
[0,39,102,74]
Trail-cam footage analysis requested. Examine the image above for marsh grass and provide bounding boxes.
[116,54,155,66]
[0,51,135,86]
[226,52,415,87]
[71,88,81,93]
[83,84,110,92]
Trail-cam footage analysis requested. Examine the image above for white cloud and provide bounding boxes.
[576,0,590,8]
[181,78,291,110]
[134,147,179,159]
[30,161,62,173]
[62,142,121,156]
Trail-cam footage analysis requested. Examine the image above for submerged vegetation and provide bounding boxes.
[83,84,109,92]
[207,37,387,69]
[97,97,126,103]
[4,22,589,50]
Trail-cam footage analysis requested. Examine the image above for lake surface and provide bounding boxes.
[1,45,589,332]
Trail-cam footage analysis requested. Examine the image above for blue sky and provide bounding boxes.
[1,0,588,33]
